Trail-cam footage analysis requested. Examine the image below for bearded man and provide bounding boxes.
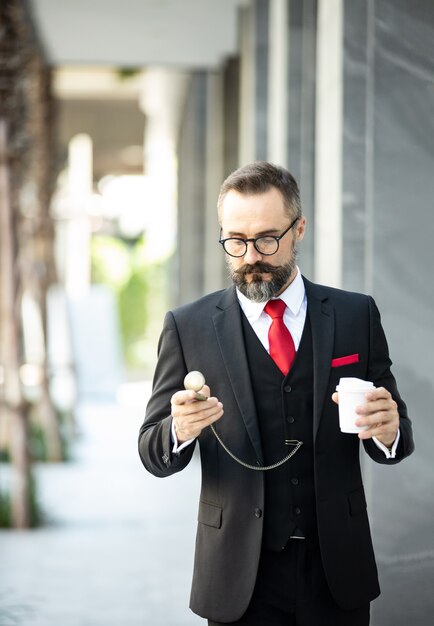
[138,161,414,626]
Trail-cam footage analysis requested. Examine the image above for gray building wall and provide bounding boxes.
[176,60,239,306]
[342,1,434,624]
[175,2,434,620]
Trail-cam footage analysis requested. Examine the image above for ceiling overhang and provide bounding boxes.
[28,0,241,69]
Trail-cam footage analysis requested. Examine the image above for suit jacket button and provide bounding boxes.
[284,385,292,393]
[254,508,262,518]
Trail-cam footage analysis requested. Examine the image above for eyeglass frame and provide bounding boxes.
[219,216,300,258]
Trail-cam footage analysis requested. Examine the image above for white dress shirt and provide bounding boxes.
[172,267,399,458]
[236,265,307,352]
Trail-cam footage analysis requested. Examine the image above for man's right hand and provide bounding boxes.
[171,385,224,444]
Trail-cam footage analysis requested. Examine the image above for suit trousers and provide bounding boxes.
[208,538,370,626]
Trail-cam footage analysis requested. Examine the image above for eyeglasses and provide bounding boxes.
[219,217,299,258]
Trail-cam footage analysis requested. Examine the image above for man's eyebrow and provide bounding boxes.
[226,228,281,237]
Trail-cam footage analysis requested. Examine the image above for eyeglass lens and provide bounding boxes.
[223,236,279,257]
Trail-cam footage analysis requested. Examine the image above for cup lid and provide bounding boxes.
[336,377,374,391]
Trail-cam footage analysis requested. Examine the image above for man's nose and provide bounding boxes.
[243,241,263,264]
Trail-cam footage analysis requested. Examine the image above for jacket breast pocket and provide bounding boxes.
[331,353,360,368]
[198,501,222,529]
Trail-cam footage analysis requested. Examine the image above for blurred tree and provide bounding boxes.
[0,0,61,527]
[0,120,31,528]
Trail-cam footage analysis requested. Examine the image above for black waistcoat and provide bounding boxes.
[241,311,317,551]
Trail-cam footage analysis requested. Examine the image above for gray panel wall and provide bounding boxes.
[343,2,434,624]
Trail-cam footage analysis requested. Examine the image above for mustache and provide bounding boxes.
[233,261,282,278]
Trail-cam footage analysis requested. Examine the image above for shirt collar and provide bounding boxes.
[236,267,306,322]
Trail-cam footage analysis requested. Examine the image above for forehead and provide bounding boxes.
[220,188,287,233]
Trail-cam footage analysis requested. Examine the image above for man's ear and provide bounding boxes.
[296,216,307,242]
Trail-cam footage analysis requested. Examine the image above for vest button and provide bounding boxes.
[284,385,292,393]
[291,477,299,485]
[295,507,302,515]
[254,508,262,518]
[287,416,295,424]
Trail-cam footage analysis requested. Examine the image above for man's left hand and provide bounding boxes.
[332,387,399,447]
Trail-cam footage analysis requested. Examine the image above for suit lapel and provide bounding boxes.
[212,287,264,463]
[303,278,335,441]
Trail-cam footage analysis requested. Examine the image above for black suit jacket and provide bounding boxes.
[138,278,414,622]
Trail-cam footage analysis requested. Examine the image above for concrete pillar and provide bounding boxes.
[62,133,93,298]
[177,73,208,306]
[267,0,288,165]
[254,0,269,160]
[314,0,343,287]
[286,0,317,279]
[204,71,226,293]
[222,56,240,178]
[238,3,256,164]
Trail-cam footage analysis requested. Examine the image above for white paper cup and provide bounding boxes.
[336,377,375,433]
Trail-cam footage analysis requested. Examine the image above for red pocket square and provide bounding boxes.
[331,353,359,367]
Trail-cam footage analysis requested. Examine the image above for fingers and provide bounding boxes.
[171,384,211,406]
[171,384,224,443]
[354,387,399,445]
[173,401,224,442]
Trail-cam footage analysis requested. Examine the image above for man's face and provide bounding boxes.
[220,187,306,302]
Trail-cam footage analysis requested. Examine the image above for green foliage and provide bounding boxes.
[0,490,10,527]
[117,67,141,80]
[118,268,148,361]
[29,423,47,462]
[56,409,73,461]
[0,471,44,528]
[0,447,10,462]
[28,471,45,527]
[90,235,169,369]
[91,236,131,289]
[27,409,71,463]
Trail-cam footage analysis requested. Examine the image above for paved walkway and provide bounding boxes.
[0,383,204,626]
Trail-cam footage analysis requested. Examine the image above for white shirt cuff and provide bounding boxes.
[171,418,195,454]
[372,429,400,459]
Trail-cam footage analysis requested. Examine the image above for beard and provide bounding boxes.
[228,245,298,303]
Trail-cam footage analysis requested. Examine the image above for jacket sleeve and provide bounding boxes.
[362,296,415,464]
[138,311,196,477]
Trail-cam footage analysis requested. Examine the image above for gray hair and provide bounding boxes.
[217,161,302,222]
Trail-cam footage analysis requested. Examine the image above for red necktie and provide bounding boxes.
[264,299,296,375]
